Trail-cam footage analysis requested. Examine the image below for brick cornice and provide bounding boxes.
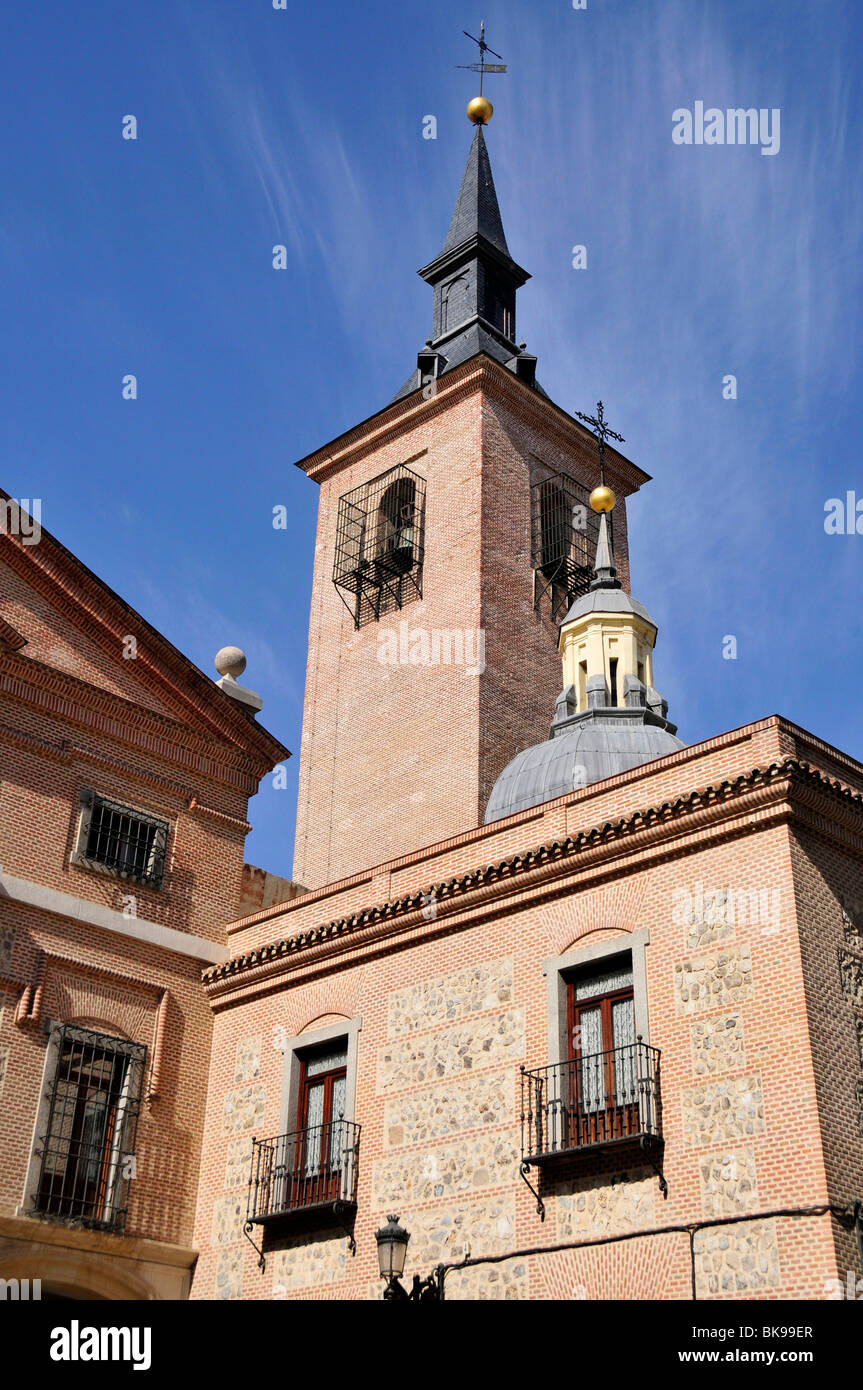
[228,717,774,940]
[294,355,650,495]
[186,797,252,832]
[0,719,73,765]
[0,615,27,651]
[0,499,288,769]
[204,758,862,999]
[0,653,266,791]
[773,716,863,786]
[0,717,257,812]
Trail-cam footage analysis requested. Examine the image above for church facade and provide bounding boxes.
[0,493,289,1299]
[2,103,862,1302]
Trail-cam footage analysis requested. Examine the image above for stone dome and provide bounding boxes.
[484,714,686,824]
[561,586,656,626]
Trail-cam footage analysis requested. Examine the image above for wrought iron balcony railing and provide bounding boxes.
[247,1119,361,1226]
[521,1041,662,1165]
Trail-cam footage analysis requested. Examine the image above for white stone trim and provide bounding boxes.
[17,1025,61,1218]
[542,929,651,1069]
[0,870,224,964]
[279,1018,362,1136]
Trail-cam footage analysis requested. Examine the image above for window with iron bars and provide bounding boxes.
[30,1024,147,1233]
[531,472,604,624]
[71,791,169,889]
[332,464,426,628]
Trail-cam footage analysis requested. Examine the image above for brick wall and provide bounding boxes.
[788,829,863,1282]
[0,909,213,1249]
[192,718,858,1301]
[228,717,791,960]
[0,535,285,1268]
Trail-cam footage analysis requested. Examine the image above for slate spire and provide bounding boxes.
[439,125,511,259]
[589,512,621,592]
[391,124,537,400]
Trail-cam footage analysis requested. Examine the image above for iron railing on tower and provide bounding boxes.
[333,464,426,628]
[531,472,605,623]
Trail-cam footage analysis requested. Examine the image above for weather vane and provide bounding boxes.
[575,401,625,489]
[457,22,507,97]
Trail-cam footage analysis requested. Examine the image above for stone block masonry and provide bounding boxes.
[386,958,513,1036]
[698,1148,760,1217]
[556,1170,656,1241]
[383,1070,510,1148]
[674,945,754,1014]
[693,1219,780,1296]
[376,1009,525,1093]
[690,1014,746,1076]
[270,1234,351,1296]
[371,1127,520,1207]
[222,1084,266,1134]
[681,1073,766,1147]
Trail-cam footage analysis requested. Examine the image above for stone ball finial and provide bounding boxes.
[215,646,247,679]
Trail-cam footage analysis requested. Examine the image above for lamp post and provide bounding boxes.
[375,1215,443,1301]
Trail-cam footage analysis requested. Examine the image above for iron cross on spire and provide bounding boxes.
[457,21,507,96]
[574,401,625,485]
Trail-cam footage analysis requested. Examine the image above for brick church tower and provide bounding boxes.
[293,119,650,889]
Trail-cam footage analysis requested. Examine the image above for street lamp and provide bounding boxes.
[376,1215,410,1298]
[375,1215,442,1301]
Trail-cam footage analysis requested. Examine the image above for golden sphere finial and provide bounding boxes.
[589,484,616,514]
[467,95,493,125]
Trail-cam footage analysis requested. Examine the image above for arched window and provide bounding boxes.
[376,477,416,573]
[440,274,468,336]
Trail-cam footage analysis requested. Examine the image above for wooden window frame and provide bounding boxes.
[293,1046,349,1207]
[543,932,650,1072]
[564,967,640,1144]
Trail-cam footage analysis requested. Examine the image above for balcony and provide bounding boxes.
[247,1120,361,1229]
[520,1041,662,1166]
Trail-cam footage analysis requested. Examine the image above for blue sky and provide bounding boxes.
[2,1,861,878]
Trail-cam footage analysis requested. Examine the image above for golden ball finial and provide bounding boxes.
[589,484,616,514]
[467,95,493,125]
